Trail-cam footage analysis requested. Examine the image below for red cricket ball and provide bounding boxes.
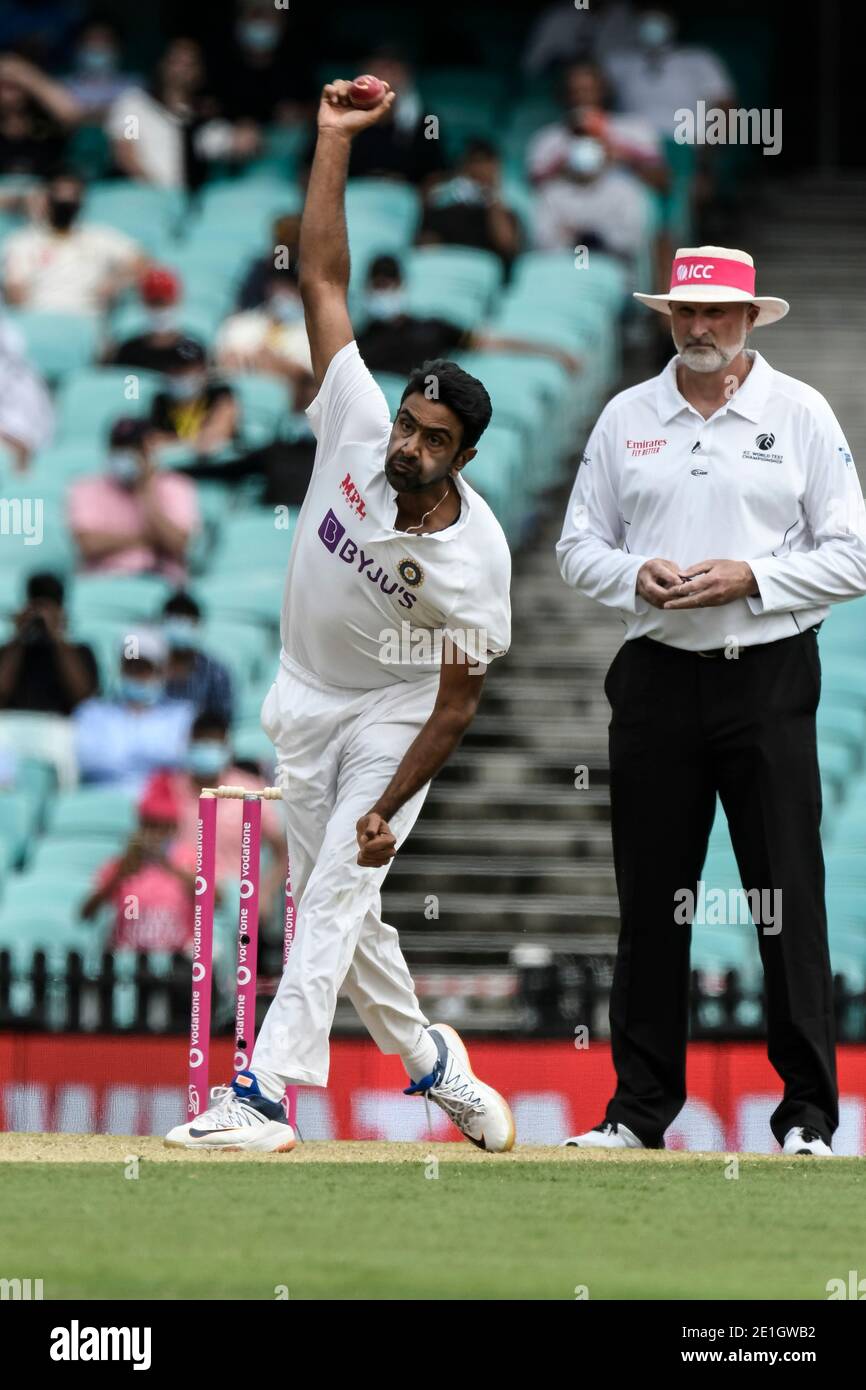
[349,74,386,109]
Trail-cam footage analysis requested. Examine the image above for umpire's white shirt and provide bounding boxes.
[557,349,866,649]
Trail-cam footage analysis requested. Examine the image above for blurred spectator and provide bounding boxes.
[603,7,734,137]
[0,5,83,70]
[417,140,521,269]
[340,47,446,187]
[105,266,206,373]
[531,133,651,267]
[356,255,581,376]
[528,61,667,193]
[62,18,139,119]
[525,0,637,75]
[67,417,200,582]
[0,571,97,713]
[106,36,259,190]
[216,264,313,406]
[161,591,234,723]
[212,0,316,125]
[2,170,147,314]
[73,629,194,790]
[0,52,80,180]
[80,771,197,952]
[0,311,53,468]
[159,708,285,909]
[149,340,239,454]
[234,212,300,312]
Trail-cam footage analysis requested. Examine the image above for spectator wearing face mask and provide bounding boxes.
[161,591,234,724]
[0,53,81,183]
[531,126,652,271]
[356,255,582,376]
[234,213,300,312]
[73,630,195,790]
[151,708,285,912]
[149,339,239,455]
[216,266,313,407]
[212,0,318,125]
[67,417,200,582]
[105,267,206,374]
[0,570,97,714]
[528,61,667,194]
[80,771,197,952]
[603,7,734,137]
[62,19,139,119]
[2,170,148,314]
[417,140,522,270]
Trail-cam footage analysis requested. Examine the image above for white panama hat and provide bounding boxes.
[633,245,789,327]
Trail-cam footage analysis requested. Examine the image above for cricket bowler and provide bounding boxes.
[167,78,515,1152]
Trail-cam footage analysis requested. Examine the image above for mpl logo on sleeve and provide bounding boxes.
[339,472,367,519]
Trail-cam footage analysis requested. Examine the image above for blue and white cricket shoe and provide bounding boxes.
[404,1024,515,1152]
[165,1071,295,1152]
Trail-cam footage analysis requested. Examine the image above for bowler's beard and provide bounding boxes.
[676,330,747,373]
[384,453,453,493]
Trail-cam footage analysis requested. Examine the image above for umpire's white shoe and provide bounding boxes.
[562,1120,645,1149]
[781,1126,834,1157]
[405,1024,515,1152]
[165,1071,295,1152]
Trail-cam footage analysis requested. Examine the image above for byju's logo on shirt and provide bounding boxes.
[318,510,418,609]
[627,438,667,456]
[339,472,367,518]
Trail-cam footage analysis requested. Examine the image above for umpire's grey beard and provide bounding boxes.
[675,329,748,373]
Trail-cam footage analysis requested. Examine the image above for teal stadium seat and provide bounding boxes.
[55,368,163,442]
[345,179,421,243]
[210,508,297,575]
[47,787,137,839]
[85,182,181,255]
[5,310,99,379]
[405,246,503,330]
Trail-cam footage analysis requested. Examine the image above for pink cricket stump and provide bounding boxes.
[188,792,217,1119]
[233,794,262,1075]
[282,858,299,1129]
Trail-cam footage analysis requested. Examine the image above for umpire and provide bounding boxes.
[557,246,866,1155]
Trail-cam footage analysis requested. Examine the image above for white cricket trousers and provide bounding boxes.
[251,653,439,1087]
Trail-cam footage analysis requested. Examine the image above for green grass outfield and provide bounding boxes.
[1,1136,864,1299]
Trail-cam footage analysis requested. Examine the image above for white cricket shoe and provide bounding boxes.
[562,1120,645,1149]
[781,1125,834,1157]
[165,1071,295,1152]
[404,1024,515,1152]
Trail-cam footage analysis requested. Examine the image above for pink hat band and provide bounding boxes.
[670,255,756,295]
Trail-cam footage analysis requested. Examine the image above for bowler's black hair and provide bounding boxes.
[400,358,492,451]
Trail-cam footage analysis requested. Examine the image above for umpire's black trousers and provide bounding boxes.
[603,628,838,1148]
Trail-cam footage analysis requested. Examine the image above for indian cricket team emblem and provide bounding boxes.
[397,558,424,589]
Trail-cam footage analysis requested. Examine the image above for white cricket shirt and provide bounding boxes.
[557,350,866,650]
[279,341,512,689]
